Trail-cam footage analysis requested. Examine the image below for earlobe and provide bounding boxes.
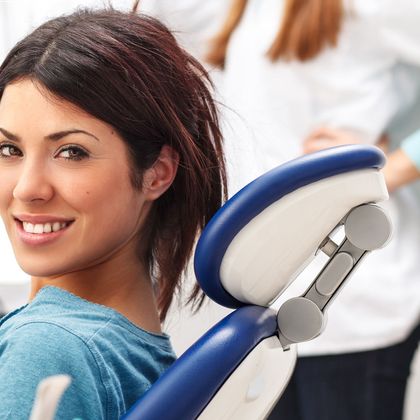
[143,145,179,201]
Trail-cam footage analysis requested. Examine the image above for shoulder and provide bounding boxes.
[0,321,108,419]
[1,320,93,360]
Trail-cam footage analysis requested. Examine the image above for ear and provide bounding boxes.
[142,145,179,201]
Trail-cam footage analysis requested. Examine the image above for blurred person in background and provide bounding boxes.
[205,0,420,419]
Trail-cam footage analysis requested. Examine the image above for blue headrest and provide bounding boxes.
[194,145,385,308]
[122,306,277,420]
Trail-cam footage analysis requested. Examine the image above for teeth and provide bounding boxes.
[24,222,34,233]
[22,221,68,234]
[34,224,43,234]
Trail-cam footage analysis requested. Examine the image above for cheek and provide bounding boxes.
[70,188,145,268]
[59,167,129,211]
[0,172,17,217]
[69,172,144,239]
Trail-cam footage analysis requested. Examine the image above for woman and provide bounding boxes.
[0,8,226,419]
[206,0,420,419]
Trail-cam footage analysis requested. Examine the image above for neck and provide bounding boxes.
[30,248,162,333]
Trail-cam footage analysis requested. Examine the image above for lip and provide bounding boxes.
[13,213,75,224]
[13,217,74,247]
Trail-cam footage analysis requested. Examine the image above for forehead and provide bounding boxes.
[0,78,116,139]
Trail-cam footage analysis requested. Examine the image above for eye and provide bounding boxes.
[56,145,89,161]
[0,143,22,159]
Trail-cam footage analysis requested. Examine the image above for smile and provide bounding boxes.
[13,216,75,246]
[22,221,68,234]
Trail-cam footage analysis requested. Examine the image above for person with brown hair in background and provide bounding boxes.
[205,0,420,419]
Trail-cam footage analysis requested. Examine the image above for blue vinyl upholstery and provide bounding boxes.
[122,306,277,420]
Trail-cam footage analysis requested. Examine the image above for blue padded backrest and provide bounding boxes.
[194,145,385,308]
[122,306,277,420]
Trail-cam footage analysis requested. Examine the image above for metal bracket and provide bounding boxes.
[277,203,392,348]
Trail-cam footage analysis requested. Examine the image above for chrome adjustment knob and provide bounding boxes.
[344,204,392,251]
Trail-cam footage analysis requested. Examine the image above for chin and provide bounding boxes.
[16,256,73,278]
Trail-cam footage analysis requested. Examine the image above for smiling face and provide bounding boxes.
[0,79,151,278]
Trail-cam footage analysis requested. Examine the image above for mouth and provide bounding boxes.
[18,220,72,234]
[13,216,75,245]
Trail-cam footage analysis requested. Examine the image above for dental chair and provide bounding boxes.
[32,145,392,420]
[121,144,392,420]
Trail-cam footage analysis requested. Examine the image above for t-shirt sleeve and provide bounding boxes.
[0,322,107,420]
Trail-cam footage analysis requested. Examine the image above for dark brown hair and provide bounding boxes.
[0,9,227,320]
[206,0,343,68]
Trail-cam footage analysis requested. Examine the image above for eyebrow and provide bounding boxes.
[0,127,99,142]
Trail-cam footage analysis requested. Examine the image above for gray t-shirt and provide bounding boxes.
[0,286,176,419]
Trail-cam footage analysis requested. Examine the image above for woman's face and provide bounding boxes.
[0,79,150,277]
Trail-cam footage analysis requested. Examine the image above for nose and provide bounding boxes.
[12,160,54,203]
